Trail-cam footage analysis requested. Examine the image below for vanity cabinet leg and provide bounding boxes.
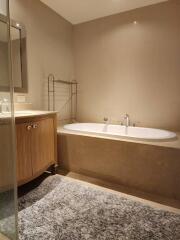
[51,164,58,175]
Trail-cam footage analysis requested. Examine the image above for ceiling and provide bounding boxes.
[40,0,168,25]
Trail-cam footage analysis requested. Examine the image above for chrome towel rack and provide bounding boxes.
[48,74,78,122]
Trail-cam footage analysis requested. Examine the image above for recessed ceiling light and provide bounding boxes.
[133,21,138,25]
[16,23,20,27]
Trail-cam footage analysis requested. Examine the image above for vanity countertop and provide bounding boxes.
[0,110,57,120]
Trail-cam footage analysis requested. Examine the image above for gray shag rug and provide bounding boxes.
[17,175,180,240]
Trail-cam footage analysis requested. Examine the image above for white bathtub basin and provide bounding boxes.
[63,123,177,141]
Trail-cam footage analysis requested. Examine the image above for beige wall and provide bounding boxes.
[0,1,6,15]
[73,1,180,131]
[10,0,74,109]
[8,0,180,130]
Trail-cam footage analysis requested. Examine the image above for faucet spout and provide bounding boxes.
[124,114,130,127]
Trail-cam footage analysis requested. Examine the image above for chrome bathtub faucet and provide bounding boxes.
[103,117,109,132]
[124,114,130,127]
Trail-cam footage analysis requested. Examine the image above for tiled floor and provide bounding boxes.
[57,168,180,213]
[0,233,9,240]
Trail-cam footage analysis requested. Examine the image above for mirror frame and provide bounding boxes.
[0,13,28,93]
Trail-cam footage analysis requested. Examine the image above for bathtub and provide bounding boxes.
[63,123,176,141]
[58,123,180,204]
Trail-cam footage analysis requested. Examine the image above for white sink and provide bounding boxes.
[15,111,36,116]
[0,111,35,117]
[0,110,56,119]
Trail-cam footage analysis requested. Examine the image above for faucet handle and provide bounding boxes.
[103,117,108,123]
[132,121,140,127]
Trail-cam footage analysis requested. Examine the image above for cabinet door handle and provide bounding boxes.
[26,125,32,131]
[32,124,38,129]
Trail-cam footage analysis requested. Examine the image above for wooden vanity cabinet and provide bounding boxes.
[16,113,57,186]
[31,117,55,175]
[16,122,33,184]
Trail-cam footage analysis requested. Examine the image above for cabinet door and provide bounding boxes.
[31,118,55,175]
[16,123,33,184]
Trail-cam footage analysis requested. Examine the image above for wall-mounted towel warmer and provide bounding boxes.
[48,74,78,122]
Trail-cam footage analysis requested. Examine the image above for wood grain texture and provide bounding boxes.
[31,118,55,175]
[53,114,58,164]
[16,122,33,183]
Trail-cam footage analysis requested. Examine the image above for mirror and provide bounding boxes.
[11,26,22,88]
[0,20,9,88]
[0,13,28,92]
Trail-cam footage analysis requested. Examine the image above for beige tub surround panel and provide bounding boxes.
[73,0,180,131]
[10,0,74,109]
[58,133,180,201]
